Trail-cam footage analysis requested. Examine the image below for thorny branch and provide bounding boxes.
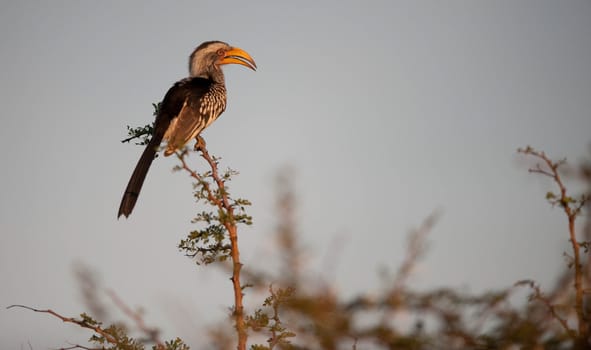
[176,140,247,350]
[518,146,588,344]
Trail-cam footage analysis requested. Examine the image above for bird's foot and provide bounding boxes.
[194,135,207,152]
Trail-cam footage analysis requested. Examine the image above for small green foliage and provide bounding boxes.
[179,224,231,265]
[233,198,253,225]
[250,345,270,350]
[121,103,160,146]
[123,123,155,146]
[193,211,216,225]
[80,312,100,326]
[560,196,575,207]
[262,287,295,308]
[546,192,556,200]
[248,286,296,349]
[161,337,190,350]
[73,313,189,350]
[246,309,270,331]
[90,323,143,350]
[222,167,239,180]
[178,162,252,265]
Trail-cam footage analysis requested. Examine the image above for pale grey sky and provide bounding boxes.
[1,1,590,348]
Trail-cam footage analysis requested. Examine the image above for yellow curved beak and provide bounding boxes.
[220,47,257,71]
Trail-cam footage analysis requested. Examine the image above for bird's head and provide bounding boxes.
[189,41,257,82]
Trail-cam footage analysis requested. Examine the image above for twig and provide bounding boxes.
[56,344,99,350]
[515,280,575,337]
[121,134,142,144]
[391,212,440,295]
[177,151,223,210]
[6,305,118,345]
[518,147,587,341]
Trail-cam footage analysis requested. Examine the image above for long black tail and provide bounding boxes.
[118,135,163,218]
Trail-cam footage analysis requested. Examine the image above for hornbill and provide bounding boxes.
[118,41,256,218]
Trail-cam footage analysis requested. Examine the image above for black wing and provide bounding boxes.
[161,78,214,155]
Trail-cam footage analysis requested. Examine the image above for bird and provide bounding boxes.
[118,41,256,219]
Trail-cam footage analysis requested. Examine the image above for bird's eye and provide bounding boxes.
[217,49,225,56]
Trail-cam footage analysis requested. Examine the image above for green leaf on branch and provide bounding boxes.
[162,337,190,350]
[179,224,231,265]
[122,123,155,145]
[560,196,575,207]
[546,192,556,200]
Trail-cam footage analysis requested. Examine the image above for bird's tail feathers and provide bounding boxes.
[117,139,160,219]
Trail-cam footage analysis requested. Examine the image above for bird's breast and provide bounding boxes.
[196,85,227,128]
